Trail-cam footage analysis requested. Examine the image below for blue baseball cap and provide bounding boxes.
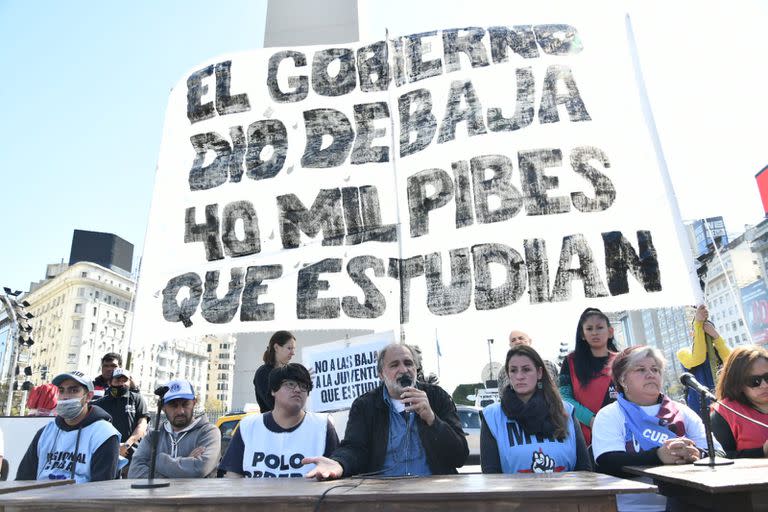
[163,379,195,403]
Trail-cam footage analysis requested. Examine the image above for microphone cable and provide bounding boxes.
[312,481,363,512]
[713,400,768,430]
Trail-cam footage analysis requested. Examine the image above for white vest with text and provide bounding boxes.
[240,412,327,478]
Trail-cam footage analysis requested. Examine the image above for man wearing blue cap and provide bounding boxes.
[128,379,221,479]
[16,370,121,483]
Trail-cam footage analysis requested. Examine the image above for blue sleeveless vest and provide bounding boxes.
[36,420,119,483]
[484,400,577,473]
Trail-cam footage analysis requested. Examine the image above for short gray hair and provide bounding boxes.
[377,343,415,374]
[612,345,666,394]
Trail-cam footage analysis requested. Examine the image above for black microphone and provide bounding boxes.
[397,374,415,476]
[680,373,716,401]
[132,385,171,488]
[398,374,414,419]
[679,372,733,467]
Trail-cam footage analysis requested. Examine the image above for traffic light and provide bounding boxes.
[1,289,35,347]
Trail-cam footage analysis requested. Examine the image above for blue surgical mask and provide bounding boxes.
[56,398,85,420]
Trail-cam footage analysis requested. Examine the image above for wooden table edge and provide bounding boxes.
[0,479,74,495]
[623,464,768,495]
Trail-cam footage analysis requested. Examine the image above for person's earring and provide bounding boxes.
[537,380,543,390]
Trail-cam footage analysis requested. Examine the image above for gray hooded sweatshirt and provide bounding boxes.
[127,414,221,479]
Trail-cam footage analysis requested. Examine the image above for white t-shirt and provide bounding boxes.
[592,400,720,512]
[0,427,4,457]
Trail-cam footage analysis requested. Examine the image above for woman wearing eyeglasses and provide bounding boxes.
[592,346,720,512]
[712,346,768,458]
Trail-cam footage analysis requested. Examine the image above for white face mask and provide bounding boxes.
[56,398,85,420]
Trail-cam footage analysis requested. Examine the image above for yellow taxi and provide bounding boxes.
[215,410,258,458]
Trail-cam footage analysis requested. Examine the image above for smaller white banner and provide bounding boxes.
[303,332,394,412]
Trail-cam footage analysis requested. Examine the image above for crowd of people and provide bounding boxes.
[10,308,768,512]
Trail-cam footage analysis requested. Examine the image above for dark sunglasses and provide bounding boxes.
[745,373,768,388]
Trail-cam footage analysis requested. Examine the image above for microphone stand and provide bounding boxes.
[693,389,733,467]
[132,387,171,488]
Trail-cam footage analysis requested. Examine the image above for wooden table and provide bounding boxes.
[0,473,654,512]
[625,458,768,512]
[0,480,73,495]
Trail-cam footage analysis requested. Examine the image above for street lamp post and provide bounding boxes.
[2,309,19,416]
[1,287,34,416]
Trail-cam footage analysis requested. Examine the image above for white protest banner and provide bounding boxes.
[133,9,698,350]
[0,416,55,480]
[302,331,394,412]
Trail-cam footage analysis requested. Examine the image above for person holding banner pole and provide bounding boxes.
[252,331,296,413]
[303,344,467,480]
[559,308,619,446]
[677,305,730,419]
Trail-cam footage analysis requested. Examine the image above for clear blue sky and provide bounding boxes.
[0,0,267,292]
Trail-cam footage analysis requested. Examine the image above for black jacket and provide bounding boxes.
[253,364,275,412]
[331,382,468,476]
[93,390,149,443]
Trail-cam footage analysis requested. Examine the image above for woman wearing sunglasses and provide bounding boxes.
[712,346,768,458]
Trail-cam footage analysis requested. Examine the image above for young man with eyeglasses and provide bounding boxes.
[219,363,339,478]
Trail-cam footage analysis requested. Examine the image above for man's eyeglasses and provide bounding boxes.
[281,380,309,392]
[745,373,768,388]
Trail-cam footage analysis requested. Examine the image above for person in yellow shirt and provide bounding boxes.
[677,305,730,418]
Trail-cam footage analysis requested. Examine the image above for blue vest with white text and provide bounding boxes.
[35,420,119,483]
[484,401,577,474]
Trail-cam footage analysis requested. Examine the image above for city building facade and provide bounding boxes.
[697,231,761,347]
[205,334,236,410]
[23,260,135,384]
[131,336,209,407]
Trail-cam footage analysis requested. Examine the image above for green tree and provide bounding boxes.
[452,383,483,406]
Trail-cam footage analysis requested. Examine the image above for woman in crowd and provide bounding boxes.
[252,331,297,412]
[712,345,768,458]
[481,345,591,473]
[592,346,721,512]
[559,308,619,445]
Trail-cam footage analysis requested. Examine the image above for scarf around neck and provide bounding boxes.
[500,386,554,436]
[617,393,686,452]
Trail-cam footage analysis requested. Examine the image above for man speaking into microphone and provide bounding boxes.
[304,344,468,479]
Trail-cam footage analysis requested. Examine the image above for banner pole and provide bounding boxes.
[625,13,703,304]
[385,28,407,344]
